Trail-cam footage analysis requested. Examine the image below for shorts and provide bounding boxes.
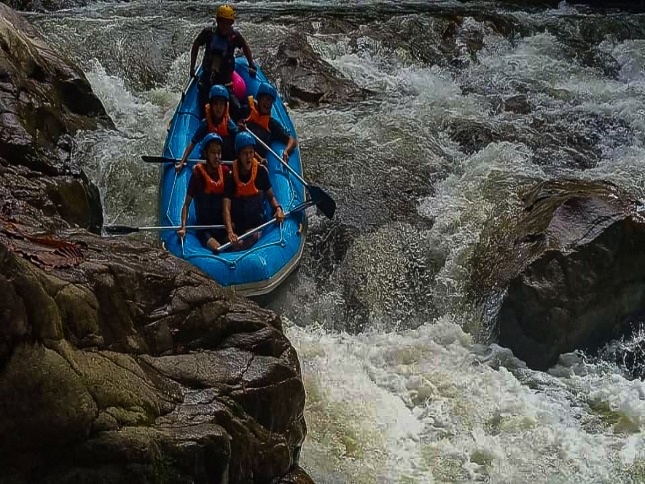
[197,229,225,247]
[235,214,266,236]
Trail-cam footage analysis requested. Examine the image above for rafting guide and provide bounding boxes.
[189,4,255,119]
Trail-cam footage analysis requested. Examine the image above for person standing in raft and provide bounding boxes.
[189,4,256,120]
[177,133,230,252]
[238,82,298,163]
[175,85,238,172]
[222,132,284,250]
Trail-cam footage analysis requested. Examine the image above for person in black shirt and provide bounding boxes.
[178,133,230,252]
[189,4,256,118]
[239,82,297,161]
[176,85,239,172]
[223,132,284,250]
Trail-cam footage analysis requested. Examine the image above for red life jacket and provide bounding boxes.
[232,159,259,197]
[204,103,230,136]
[194,163,225,194]
[244,96,270,131]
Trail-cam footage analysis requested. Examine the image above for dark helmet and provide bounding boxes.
[201,133,223,156]
[235,131,256,153]
[209,84,229,102]
[256,82,277,102]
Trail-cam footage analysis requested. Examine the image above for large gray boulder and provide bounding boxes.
[257,32,369,107]
[473,180,645,370]
[0,230,307,483]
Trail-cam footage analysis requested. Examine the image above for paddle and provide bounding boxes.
[105,224,225,235]
[216,200,314,253]
[244,130,336,219]
[141,155,233,166]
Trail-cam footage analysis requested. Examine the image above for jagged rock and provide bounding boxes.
[0,232,308,482]
[471,180,645,370]
[259,32,369,107]
[0,4,111,232]
[0,4,112,171]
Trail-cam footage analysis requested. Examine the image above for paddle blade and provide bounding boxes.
[104,225,139,235]
[307,185,336,219]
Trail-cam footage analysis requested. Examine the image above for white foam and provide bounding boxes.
[289,317,645,483]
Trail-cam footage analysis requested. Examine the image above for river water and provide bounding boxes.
[29,1,645,481]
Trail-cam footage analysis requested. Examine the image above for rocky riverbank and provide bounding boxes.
[0,4,311,482]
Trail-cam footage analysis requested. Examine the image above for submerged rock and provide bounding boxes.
[447,111,632,171]
[472,180,645,370]
[0,5,310,482]
[600,325,645,380]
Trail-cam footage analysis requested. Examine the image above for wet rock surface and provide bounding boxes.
[0,3,111,233]
[472,180,645,370]
[0,232,307,483]
[461,0,645,12]
[0,5,309,482]
[3,0,90,12]
[251,31,370,108]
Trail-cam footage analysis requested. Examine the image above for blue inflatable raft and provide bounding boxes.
[158,60,308,296]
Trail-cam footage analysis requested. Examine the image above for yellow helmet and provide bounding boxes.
[216,4,236,20]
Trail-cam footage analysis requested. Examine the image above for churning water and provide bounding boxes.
[30,1,645,481]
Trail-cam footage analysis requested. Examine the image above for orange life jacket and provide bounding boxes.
[244,95,270,131]
[232,159,259,197]
[194,163,225,195]
[204,103,230,136]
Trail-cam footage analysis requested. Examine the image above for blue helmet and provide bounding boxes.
[235,132,256,153]
[256,82,277,102]
[201,133,223,156]
[209,84,229,102]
